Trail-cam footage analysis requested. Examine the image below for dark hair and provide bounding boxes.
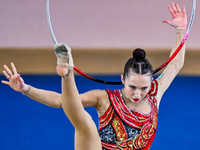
[123,48,153,80]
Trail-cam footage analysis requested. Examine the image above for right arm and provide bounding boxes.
[1,62,106,109]
[1,62,62,108]
[24,86,62,108]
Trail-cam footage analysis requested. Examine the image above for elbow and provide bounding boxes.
[46,102,62,108]
[179,62,184,70]
[171,60,184,73]
[53,102,62,108]
[53,99,63,108]
[49,96,63,108]
[172,56,185,71]
[177,59,185,70]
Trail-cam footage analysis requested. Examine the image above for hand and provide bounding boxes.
[1,62,28,93]
[163,3,187,29]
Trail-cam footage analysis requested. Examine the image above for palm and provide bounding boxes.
[9,75,24,92]
[171,12,187,28]
[1,63,25,92]
[163,3,187,28]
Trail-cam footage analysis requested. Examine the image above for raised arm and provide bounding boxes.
[156,3,187,106]
[1,62,62,108]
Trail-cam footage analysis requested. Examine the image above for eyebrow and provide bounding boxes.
[142,86,148,89]
[129,84,149,88]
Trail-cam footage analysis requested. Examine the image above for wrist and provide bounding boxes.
[22,85,32,96]
[176,27,186,34]
[176,26,186,30]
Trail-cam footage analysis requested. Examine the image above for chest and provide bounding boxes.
[97,98,152,118]
[98,95,158,150]
[125,100,151,115]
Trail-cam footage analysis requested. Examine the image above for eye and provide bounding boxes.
[129,85,136,89]
[142,87,148,90]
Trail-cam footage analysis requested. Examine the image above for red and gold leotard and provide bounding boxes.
[99,80,158,150]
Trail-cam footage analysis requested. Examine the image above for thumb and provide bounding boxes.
[163,20,171,25]
[163,20,178,28]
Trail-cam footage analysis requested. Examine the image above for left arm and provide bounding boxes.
[156,3,187,107]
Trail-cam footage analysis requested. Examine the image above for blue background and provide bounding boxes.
[0,75,200,150]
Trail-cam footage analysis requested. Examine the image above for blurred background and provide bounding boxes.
[0,0,200,149]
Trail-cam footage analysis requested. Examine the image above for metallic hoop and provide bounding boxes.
[46,0,196,85]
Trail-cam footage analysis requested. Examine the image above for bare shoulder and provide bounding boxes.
[94,89,108,98]
[82,89,107,98]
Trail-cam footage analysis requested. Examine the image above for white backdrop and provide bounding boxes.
[0,0,199,49]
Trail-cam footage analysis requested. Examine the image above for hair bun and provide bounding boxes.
[133,48,146,61]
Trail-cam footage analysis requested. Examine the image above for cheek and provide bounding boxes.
[142,89,150,97]
[141,92,148,97]
[125,88,133,96]
[128,90,134,96]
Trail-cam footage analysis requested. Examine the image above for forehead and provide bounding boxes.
[125,73,151,87]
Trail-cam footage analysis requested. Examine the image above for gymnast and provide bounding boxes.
[2,3,187,150]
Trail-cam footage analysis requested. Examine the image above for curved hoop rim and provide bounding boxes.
[46,0,196,85]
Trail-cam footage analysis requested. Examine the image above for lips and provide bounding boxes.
[133,99,140,102]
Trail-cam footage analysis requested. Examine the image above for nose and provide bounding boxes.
[134,90,141,99]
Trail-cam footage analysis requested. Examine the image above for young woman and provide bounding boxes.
[2,3,187,150]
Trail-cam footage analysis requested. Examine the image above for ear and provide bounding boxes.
[121,74,125,85]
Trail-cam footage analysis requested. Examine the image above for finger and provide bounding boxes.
[171,3,177,13]
[167,5,174,16]
[175,4,181,13]
[3,64,13,77]
[11,62,18,75]
[2,70,11,79]
[1,80,9,85]
[182,6,186,15]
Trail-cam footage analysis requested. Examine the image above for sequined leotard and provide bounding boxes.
[99,80,158,150]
